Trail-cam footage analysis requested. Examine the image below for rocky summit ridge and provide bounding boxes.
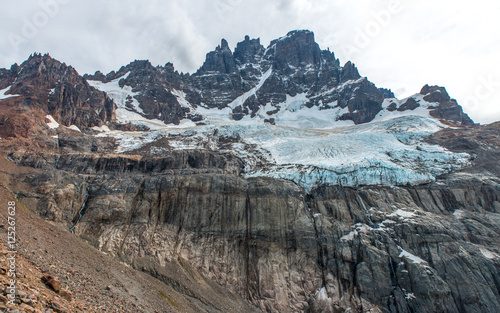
[81,29,473,128]
[0,30,498,313]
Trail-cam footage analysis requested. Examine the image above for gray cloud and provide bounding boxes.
[1,0,499,123]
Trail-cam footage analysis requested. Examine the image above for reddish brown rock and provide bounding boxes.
[41,275,61,293]
[59,289,72,302]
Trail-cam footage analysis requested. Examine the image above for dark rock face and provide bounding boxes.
[339,61,361,83]
[197,39,238,74]
[82,30,392,125]
[191,45,246,109]
[427,121,500,176]
[0,53,115,129]
[420,85,475,125]
[85,60,192,125]
[9,150,243,177]
[379,87,395,99]
[337,78,385,124]
[234,36,265,66]
[269,30,322,72]
[421,85,450,103]
[398,97,420,111]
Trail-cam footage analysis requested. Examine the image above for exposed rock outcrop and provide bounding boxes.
[0,157,259,312]
[421,85,474,126]
[0,53,115,130]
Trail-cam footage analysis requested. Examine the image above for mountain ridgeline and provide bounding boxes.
[0,30,473,133]
[79,29,473,128]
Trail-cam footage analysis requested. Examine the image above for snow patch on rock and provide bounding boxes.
[92,125,111,133]
[388,209,416,219]
[115,108,171,130]
[0,86,19,100]
[45,115,60,129]
[341,223,373,241]
[399,249,426,264]
[479,247,498,259]
[228,68,272,109]
[88,72,143,114]
[316,287,330,300]
[66,125,81,132]
[172,89,195,111]
[453,210,466,219]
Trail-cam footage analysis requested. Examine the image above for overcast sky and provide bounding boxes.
[1,0,499,124]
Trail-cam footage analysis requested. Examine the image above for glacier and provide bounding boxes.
[92,113,471,190]
[87,73,472,191]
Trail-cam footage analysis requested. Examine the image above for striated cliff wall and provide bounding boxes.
[9,147,500,313]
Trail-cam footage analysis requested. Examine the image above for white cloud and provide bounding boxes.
[0,0,499,123]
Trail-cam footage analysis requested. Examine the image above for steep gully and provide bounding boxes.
[69,187,89,234]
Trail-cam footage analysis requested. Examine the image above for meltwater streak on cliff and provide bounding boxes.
[356,190,374,227]
[70,192,89,234]
[55,155,61,169]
